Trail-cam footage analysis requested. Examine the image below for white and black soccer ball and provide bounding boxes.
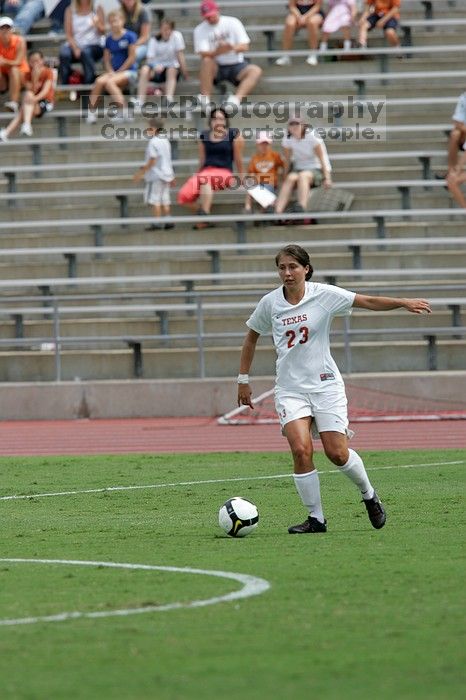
[218,497,259,538]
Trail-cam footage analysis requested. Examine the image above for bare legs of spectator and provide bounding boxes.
[164,66,178,101]
[0,65,22,105]
[296,170,314,208]
[137,66,177,103]
[320,26,352,51]
[275,172,299,213]
[199,180,214,214]
[359,19,399,48]
[305,14,323,54]
[384,27,400,48]
[447,126,466,171]
[199,56,217,98]
[137,64,152,101]
[275,171,314,213]
[281,13,299,53]
[0,89,41,138]
[234,63,262,101]
[89,73,128,111]
[447,170,466,209]
[151,203,170,217]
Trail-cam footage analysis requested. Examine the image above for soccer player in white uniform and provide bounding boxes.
[237,244,432,533]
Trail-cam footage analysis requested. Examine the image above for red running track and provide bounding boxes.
[0,417,465,456]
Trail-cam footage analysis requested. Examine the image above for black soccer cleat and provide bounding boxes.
[363,491,386,529]
[288,516,327,534]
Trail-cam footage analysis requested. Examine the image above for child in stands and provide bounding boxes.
[0,50,55,141]
[358,0,401,49]
[244,131,285,214]
[133,118,176,230]
[86,9,137,123]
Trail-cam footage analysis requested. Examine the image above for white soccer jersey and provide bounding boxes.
[246,282,355,392]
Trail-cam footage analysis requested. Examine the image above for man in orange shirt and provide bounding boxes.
[0,16,28,112]
[244,131,285,214]
[0,50,55,141]
[358,0,401,49]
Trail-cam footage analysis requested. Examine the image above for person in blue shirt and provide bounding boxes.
[86,8,136,122]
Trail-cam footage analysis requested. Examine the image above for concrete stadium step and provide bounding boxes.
[1,219,464,247]
[1,339,464,381]
[1,308,454,342]
[0,249,461,281]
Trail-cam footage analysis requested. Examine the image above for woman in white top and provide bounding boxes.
[237,244,432,534]
[59,0,105,85]
[136,19,188,105]
[275,116,332,217]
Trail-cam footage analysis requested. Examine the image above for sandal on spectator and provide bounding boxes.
[192,208,215,230]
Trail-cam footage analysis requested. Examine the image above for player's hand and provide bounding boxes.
[237,384,254,408]
[323,176,332,189]
[404,299,432,314]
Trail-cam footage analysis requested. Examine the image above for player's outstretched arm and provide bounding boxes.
[353,294,432,314]
[237,329,260,408]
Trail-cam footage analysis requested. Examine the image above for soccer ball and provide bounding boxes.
[218,497,259,538]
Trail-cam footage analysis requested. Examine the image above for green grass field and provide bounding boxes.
[0,448,465,700]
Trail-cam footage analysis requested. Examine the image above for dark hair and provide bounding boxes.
[287,123,309,139]
[275,245,313,280]
[209,107,229,128]
[28,49,43,59]
[157,17,175,39]
[148,117,164,131]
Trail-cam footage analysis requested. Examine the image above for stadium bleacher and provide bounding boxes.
[1,0,465,385]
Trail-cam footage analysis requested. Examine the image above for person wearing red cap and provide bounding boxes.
[193,0,262,108]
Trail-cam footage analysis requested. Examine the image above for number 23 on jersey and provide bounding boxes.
[285,325,309,348]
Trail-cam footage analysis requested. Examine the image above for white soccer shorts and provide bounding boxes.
[274,384,354,439]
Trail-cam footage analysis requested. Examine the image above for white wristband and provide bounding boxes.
[237,374,250,384]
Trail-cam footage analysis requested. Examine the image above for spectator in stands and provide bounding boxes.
[177,107,244,229]
[319,0,356,52]
[0,15,27,111]
[59,0,104,87]
[193,0,262,109]
[119,0,150,66]
[5,0,66,37]
[86,9,137,123]
[133,117,175,230]
[0,48,54,140]
[358,0,401,50]
[134,18,188,109]
[447,146,466,209]
[446,91,466,174]
[243,131,284,215]
[275,116,332,219]
[275,1,325,68]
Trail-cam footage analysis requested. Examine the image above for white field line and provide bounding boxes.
[0,459,464,503]
[0,559,271,627]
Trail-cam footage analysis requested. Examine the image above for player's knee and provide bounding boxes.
[324,446,348,466]
[291,442,312,465]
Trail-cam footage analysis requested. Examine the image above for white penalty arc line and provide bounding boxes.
[0,559,271,627]
[0,459,464,503]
